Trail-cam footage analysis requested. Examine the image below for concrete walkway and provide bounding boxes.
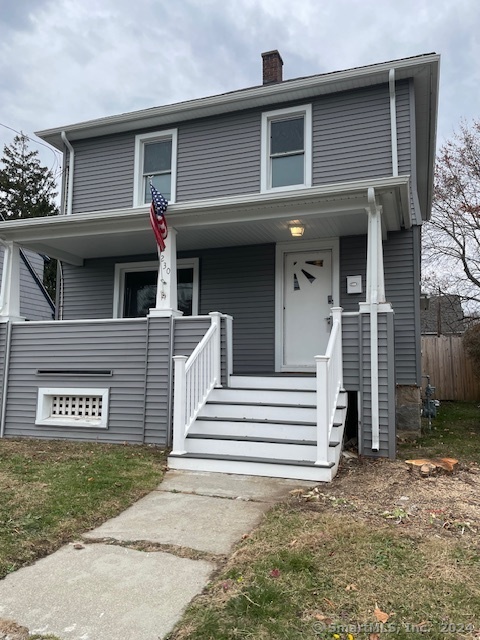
[0,470,313,640]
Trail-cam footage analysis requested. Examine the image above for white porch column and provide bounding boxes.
[149,227,182,318]
[0,241,25,323]
[360,188,390,451]
[365,199,385,305]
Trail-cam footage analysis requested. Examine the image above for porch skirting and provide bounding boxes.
[0,316,226,446]
[0,311,397,462]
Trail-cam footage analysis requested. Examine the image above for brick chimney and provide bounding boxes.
[262,50,283,85]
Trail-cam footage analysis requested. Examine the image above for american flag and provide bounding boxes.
[149,183,168,251]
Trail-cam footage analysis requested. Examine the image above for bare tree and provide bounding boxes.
[423,120,480,314]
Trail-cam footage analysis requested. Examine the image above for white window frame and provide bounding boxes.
[260,104,312,194]
[113,258,199,318]
[35,387,109,429]
[133,129,178,207]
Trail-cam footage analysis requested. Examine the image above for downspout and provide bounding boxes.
[59,130,73,319]
[367,187,380,451]
[0,321,13,438]
[389,68,398,177]
[61,131,74,216]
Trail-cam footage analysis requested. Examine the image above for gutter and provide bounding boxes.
[61,131,74,216]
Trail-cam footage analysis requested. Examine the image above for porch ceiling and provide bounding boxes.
[0,177,410,265]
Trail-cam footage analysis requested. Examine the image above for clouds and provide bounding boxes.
[0,0,479,168]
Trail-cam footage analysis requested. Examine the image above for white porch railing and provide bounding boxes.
[171,312,223,455]
[315,307,344,465]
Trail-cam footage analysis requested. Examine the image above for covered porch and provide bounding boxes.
[0,176,407,476]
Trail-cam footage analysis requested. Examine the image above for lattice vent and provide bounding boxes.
[51,395,103,419]
[36,388,109,429]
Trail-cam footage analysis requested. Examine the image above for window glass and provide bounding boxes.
[270,118,304,155]
[143,140,172,173]
[123,271,157,318]
[178,268,194,316]
[272,154,304,188]
[143,173,171,203]
[123,267,195,317]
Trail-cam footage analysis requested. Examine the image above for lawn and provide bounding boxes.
[168,402,480,640]
[0,439,167,580]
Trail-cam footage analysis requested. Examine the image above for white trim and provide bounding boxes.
[35,387,109,429]
[113,258,199,318]
[261,104,312,193]
[275,238,340,372]
[133,129,177,206]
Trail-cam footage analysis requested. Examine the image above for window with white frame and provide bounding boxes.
[113,258,199,318]
[261,105,312,193]
[36,388,109,429]
[133,130,177,206]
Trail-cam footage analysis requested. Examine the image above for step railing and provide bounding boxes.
[172,312,222,454]
[315,307,344,465]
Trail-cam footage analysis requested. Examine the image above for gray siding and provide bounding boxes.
[183,244,276,374]
[72,133,135,214]
[359,311,396,458]
[342,313,360,389]
[173,317,211,356]
[61,257,117,319]
[4,320,150,444]
[0,248,53,321]
[340,229,419,386]
[176,111,261,201]
[144,316,172,445]
[383,229,419,385]
[63,245,276,373]
[69,83,411,214]
[313,81,410,186]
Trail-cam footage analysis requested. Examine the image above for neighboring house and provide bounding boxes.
[421,295,466,335]
[0,246,54,321]
[0,51,439,482]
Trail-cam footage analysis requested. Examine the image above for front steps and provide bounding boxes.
[168,375,347,482]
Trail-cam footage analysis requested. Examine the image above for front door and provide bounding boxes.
[283,250,333,369]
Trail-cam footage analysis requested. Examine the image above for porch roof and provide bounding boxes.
[0,176,411,266]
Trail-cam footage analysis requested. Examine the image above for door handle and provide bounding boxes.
[325,316,331,325]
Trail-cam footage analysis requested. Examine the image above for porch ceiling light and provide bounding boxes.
[288,221,305,237]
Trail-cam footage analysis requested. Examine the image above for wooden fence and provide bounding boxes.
[421,335,480,402]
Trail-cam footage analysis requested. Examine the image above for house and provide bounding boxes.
[421,294,467,335]
[0,51,440,481]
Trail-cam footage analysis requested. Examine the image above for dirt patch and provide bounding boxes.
[300,456,480,539]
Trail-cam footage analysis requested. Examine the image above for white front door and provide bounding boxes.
[283,250,333,369]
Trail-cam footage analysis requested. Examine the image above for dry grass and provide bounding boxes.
[168,403,480,640]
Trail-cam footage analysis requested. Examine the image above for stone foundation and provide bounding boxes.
[396,384,421,438]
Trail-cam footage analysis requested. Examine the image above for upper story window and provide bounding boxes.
[133,130,178,206]
[261,104,312,193]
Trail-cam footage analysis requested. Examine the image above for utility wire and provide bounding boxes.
[0,122,62,174]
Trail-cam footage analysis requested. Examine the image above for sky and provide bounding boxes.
[0,0,479,179]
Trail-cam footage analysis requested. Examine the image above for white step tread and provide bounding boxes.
[190,420,317,441]
[209,387,316,405]
[199,403,316,422]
